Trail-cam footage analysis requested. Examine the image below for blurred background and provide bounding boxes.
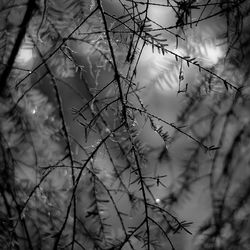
[15,0,248,249]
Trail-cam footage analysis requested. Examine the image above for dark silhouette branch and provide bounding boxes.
[0,0,37,95]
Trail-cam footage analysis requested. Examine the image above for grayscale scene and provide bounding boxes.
[0,0,249,249]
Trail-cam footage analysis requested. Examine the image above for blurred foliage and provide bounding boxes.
[0,0,250,250]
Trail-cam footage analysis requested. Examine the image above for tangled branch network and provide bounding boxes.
[0,0,250,250]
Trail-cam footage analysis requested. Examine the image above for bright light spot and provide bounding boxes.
[155,198,161,203]
[31,107,37,114]
[202,43,224,67]
[137,43,184,91]
[188,31,225,68]
[148,0,175,28]
[16,47,33,64]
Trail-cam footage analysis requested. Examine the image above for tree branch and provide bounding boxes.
[0,0,37,95]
